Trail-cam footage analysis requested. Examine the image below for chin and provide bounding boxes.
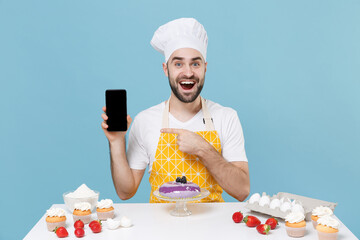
[178,93,199,103]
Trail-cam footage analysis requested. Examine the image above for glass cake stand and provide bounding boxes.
[153,188,210,217]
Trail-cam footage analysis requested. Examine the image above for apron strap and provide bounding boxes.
[162,96,215,131]
[162,97,170,129]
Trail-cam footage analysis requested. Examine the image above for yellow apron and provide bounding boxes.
[149,96,224,203]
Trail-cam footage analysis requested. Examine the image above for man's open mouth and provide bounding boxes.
[179,80,196,90]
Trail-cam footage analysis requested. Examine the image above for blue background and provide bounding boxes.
[0,0,359,239]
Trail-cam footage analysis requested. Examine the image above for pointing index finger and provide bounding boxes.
[161,128,181,134]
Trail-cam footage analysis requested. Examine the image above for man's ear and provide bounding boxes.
[162,63,168,77]
[205,62,207,73]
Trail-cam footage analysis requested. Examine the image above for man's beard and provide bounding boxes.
[168,72,204,103]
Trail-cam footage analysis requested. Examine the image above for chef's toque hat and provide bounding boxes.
[150,18,208,63]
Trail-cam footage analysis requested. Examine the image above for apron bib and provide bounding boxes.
[149,96,224,203]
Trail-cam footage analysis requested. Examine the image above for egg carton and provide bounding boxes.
[245,192,337,221]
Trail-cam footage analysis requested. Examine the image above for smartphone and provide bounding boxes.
[105,89,127,131]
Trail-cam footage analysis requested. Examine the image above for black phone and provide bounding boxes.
[105,89,127,131]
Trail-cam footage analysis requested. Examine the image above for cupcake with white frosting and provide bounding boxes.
[73,202,92,224]
[285,211,306,238]
[311,206,333,228]
[96,199,115,220]
[45,207,67,231]
[316,215,339,240]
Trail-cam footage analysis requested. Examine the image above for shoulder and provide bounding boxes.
[130,101,164,135]
[205,99,238,119]
[133,101,164,123]
[129,101,164,140]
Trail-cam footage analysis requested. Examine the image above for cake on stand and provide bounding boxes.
[153,188,210,217]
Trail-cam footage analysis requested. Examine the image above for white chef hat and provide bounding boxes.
[150,18,208,63]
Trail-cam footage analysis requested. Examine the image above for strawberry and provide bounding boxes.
[243,215,261,227]
[74,220,84,229]
[74,228,85,238]
[265,217,278,230]
[91,222,102,233]
[89,220,102,233]
[89,220,101,229]
[54,227,68,238]
[232,211,244,223]
[256,224,271,235]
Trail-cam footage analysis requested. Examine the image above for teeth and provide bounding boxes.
[180,81,194,84]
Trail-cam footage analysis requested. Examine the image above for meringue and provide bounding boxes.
[120,216,132,228]
[249,193,261,204]
[107,218,121,230]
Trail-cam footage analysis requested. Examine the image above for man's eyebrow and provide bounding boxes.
[191,57,202,61]
[171,57,184,63]
[170,56,203,63]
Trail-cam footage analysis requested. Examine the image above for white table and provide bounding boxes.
[24,202,358,240]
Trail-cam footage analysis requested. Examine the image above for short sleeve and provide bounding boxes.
[127,116,149,170]
[221,110,248,162]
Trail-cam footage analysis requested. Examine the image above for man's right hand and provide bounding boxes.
[101,106,143,200]
[101,106,132,143]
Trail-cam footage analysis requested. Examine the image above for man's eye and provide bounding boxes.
[175,63,182,67]
[193,63,200,67]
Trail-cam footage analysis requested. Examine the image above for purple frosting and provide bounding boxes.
[159,181,201,198]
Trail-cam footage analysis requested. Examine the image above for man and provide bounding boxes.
[101,18,250,203]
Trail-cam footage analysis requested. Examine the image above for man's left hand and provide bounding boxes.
[160,128,211,156]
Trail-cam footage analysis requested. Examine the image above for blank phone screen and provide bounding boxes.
[105,89,127,131]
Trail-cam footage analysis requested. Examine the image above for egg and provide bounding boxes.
[249,193,261,204]
[259,193,270,207]
[291,199,302,206]
[269,198,281,209]
[280,197,291,204]
[292,204,305,214]
[280,201,292,212]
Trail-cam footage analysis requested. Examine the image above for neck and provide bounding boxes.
[168,93,202,122]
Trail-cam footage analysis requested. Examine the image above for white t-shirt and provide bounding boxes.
[127,99,248,173]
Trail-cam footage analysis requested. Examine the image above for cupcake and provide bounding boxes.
[96,199,115,221]
[311,206,333,228]
[285,211,306,238]
[316,215,339,240]
[45,207,66,231]
[73,202,92,224]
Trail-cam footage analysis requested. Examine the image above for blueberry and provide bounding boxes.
[176,177,181,183]
[181,176,187,184]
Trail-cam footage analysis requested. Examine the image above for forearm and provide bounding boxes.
[109,139,137,200]
[197,146,250,202]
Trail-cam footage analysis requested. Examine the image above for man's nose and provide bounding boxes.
[183,64,194,78]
